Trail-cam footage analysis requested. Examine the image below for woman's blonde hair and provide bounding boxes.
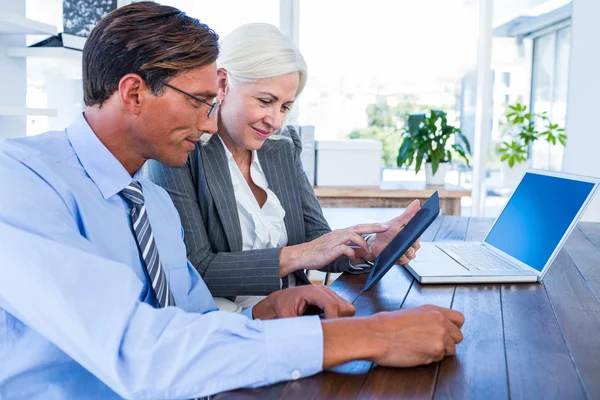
[217,23,307,98]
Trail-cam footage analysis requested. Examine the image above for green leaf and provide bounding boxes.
[396,139,412,167]
[431,157,439,176]
[508,157,515,168]
[457,132,471,153]
[500,154,509,162]
[415,151,424,174]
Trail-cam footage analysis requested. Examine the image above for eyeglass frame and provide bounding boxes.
[162,82,220,118]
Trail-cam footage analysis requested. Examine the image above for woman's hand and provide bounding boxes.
[363,199,422,265]
[279,223,389,275]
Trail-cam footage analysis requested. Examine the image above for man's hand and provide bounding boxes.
[253,286,356,320]
[365,199,422,265]
[279,223,389,276]
[366,305,464,367]
[322,305,465,369]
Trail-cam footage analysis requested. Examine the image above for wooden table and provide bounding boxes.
[313,182,470,216]
[216,216,600,400]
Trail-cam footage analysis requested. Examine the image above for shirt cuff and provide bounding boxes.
[242,305,254,319]
[261,315,323,383]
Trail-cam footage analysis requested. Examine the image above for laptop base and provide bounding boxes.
[406,242,539,284]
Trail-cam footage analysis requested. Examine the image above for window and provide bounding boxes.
[297,0,480,142]
[530,26,571,171]
[502,72,511,88]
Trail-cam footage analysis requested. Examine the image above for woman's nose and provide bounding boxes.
[263,108,285,131]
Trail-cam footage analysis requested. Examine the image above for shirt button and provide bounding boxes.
[291,370,301,380]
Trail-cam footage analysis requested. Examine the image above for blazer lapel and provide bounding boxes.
[260,139,311,285]
[200,136,243,252]
[258,140,304,247]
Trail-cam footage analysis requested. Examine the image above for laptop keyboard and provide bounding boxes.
[436,243,521,271]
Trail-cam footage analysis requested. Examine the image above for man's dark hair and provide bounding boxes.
[82,1,219,107]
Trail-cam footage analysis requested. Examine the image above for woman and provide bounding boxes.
[146,23,420,308]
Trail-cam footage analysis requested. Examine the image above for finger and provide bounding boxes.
[413,238,421,251]
[395,248,415,265]
[432,340,446,362]
[444,318,464,344]
[350,247,369,259]
[326,289,357,317]
[438,308,465,328]
[322,303,339,319]
[342,302,356,317]
[444,333,457,356]
[294,292,323,317]
[314,287,352,319]
[320,291,343,319]
[394,199,421,226]
[282,302,302,318]
[347,223,390,236]
[397,255,410,265]
[323,300,355,318]
[347,232,369,253]
[339,245,356,260]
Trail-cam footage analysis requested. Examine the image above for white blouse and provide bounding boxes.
[218,136,295,309]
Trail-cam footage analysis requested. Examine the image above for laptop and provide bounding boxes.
[407,169,600,284]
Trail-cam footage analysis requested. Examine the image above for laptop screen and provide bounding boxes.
[484,172,595,272]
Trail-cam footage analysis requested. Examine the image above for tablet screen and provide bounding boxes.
[363,191,440,291]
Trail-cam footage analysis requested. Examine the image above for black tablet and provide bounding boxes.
[363,191,440,291]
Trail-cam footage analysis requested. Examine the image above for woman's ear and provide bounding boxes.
[217,68,229,101]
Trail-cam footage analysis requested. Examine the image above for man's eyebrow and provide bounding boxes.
[192,91,218,98]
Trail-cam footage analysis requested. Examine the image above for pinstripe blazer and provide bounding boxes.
[145,126,351,297]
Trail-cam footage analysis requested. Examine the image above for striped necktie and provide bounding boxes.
[121,181,175,308]
[123,182,211,399]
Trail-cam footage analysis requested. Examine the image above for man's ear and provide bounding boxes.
[117,73,149,115]
[217,68,229,101]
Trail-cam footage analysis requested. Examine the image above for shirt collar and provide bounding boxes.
[217,134,260,168]
[66,113,142,200]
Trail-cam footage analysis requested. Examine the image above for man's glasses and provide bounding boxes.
[162,82,220,118]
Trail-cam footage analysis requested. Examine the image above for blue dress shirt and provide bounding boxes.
[0,115,323,399]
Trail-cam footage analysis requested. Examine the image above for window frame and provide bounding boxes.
[528,21,572,170]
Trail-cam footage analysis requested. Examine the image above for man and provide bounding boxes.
[0,2,464,399]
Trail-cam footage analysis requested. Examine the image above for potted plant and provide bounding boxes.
[497,102,567,186]
[396,110,471,185]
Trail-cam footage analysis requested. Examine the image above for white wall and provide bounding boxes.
[562,0,600,221]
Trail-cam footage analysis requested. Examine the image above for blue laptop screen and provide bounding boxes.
[484,173,595,271]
